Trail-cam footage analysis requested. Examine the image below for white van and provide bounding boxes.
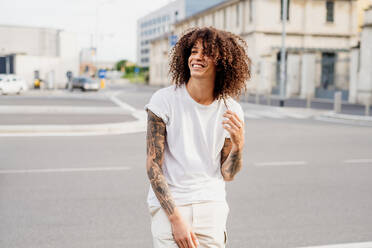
[0,74,28,95]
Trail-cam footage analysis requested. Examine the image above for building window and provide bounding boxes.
[280,0,290,21]
[175,11,179,22]
[236,4,240,27]
[326,1,334,22]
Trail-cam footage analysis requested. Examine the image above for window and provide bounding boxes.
[236,4,240,27]
[280,0,290,21]
[326,1,334,22]
[175,11,179,21]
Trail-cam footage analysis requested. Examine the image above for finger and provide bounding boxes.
[222,119,239,131]
[181,239,189,248]
[190,232,199,247]
[225,110,243,125]
[224,113,242,129]
[223,123,234,134]
[186,236,196,248]
[175,238,185,248]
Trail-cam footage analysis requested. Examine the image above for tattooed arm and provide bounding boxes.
[146,109,175,216]
[220,138,243,181]
[220,109,245,181]
[146,110,198,247]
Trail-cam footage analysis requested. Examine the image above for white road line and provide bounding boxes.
[0,166,131,174]
[344,159,372,164]
[109,93,137,113]
[297,241,372,248]
[254,161,308,167]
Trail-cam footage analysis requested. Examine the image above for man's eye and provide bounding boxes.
[191,50,197,54]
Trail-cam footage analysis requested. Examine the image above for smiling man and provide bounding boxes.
[145,27,251,248]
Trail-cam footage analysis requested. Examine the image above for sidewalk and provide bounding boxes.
[242,94,372,116]
[241,93,372,126]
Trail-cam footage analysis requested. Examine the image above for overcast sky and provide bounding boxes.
[0,0,173,62]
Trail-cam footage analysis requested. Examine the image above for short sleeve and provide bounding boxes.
[225,103,245,139]
[144,89,170,125]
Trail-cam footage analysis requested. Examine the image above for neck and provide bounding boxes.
[186,76,215,105]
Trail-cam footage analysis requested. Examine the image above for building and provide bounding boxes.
[0,24,79,88]
[349,5,372,105]
[137,0,226,67]
[150,0,361,103]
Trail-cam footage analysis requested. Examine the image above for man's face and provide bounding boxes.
[188,39,216,80]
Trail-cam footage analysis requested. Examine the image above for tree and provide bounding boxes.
[115,60,127,72]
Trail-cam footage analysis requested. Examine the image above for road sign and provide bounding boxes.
[98,69,106,79]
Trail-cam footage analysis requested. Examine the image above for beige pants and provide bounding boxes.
[149,201,229,248]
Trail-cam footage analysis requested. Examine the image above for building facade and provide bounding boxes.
[137,0,226,67]
[150,0,362,103]
[0,25,79,88]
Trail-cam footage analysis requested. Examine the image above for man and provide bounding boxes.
[145,27,251,248]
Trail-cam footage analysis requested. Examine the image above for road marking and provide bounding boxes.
[344,159,372,164]
[254,161,308,167]
[297,241,372,248]
[109,93,137,113]
[0,105,130,115]
[0,166,131,174]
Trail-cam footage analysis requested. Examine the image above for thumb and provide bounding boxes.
[190,231,199,247]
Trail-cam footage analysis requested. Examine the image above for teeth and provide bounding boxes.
[192,64,203,68]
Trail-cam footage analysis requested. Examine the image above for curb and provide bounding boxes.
[315,111,372,127]
[0,121,147,136]
[0,106,131,115]
[240,102,328,116]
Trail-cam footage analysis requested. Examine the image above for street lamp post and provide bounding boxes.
[279,0,288,107]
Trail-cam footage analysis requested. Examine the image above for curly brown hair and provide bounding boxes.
[169,27,251,101]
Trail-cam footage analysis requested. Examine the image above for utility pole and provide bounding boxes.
[279,0,288,107]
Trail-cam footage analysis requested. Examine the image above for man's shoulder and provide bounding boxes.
[152,84,177,97]
[226,97,242,110]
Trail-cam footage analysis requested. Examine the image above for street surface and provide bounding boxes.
[1,82,372,248]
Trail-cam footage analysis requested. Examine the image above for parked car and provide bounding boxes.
[0,74,28,95]
[67,76,100,91]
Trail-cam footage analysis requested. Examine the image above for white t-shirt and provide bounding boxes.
[144,83,245,207]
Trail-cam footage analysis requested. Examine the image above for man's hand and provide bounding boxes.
[220,109,244,181]
[170,210,199,248]
[222,110,244,150]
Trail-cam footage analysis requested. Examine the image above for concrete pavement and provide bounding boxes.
[1,84,371,137]
[1,116,371,247]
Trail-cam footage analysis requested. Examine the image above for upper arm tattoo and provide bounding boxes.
[146,110,175,216]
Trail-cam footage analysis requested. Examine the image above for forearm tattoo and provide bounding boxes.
[146,110,175,216]
[220,138,243,181]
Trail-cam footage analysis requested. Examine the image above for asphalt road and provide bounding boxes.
[0,83,372,248]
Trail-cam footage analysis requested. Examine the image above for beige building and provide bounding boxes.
[150,0,361,102]
[0,25,79,88]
